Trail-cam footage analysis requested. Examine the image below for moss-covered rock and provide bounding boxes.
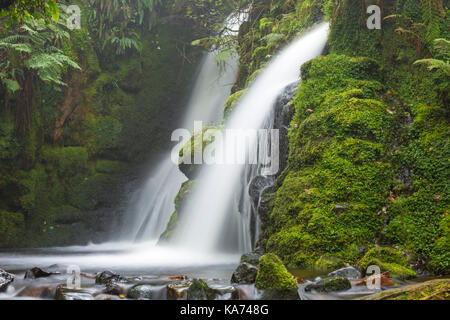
[178,126,220,179]
[358,247,417,280]
[305,276,351,293]
[187,279,216,300]
[255,253,299,300]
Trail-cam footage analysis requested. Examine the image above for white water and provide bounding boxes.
[121,15,243,241]
[172,23,330,254]
[0,23,329,285]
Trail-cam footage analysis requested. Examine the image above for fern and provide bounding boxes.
[414,38,450,76]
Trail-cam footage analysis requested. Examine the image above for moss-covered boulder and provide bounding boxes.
[305,276,351,293]
[178,126,220,179]
[186,279,216,300]
[255,253,299,300]
[358,247,417,280]
[360,279,450,300]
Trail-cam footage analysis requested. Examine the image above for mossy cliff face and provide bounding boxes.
[0,3,204,247]
[263,54,392,268]
[258,0,449,275]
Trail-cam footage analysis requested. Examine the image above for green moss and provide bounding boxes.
[0,210,24,247]
[95,160,124,174]
[159,180,195,242]
[187,279,216,300]
[70,173,112,211]
[314,255,345,270]
[223,89,246,120]
[255,253,299,300]
[358,247,417,280]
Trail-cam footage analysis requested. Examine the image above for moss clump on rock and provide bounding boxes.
[178,126,220,179]
[305,276,351,293]
[255,253,299,300]
[358,247,417,280]
[187,279,216,300]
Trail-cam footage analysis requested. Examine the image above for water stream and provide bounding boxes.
[0,22,336,300]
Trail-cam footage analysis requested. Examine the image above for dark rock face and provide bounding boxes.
[95,271,128,285]
[231,263,258,284]
[272,82,297,175]
[240,251,263,266]
[186,279,217,300]
[328,267,361,281]
[0,269,14,292]
[305,276,352,293]
[24,267,58,279]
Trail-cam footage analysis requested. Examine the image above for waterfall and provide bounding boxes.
[171,23,330,254]
[122,13,244,242]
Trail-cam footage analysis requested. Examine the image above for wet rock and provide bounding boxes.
[210,284,237,300]
[24,267,58,279]
[233,284,261,300]
[305,276,351,293]
[55,285,95,300]
[328,266,361,280]
[0,269,14,292]
[186,279,217,300]
[127,284,167,300]
[231,263,258,284]
[249,176,275,207]
[95,270,128,284]
[104,282,127,296]
[17,286,54,299]
[240,250,263,266]
[167,281,192,300]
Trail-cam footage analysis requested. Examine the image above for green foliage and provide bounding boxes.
[0,210,24,247]
[414,39,450,76]
[0,0,59,27]
[88,0,163,55]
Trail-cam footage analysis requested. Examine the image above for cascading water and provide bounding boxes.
[121,13,244,242]
[172,23,330,254]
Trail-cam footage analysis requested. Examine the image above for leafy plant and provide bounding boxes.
[414,38,450,76]
[0,0,59,27]
[0,4,80,133]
